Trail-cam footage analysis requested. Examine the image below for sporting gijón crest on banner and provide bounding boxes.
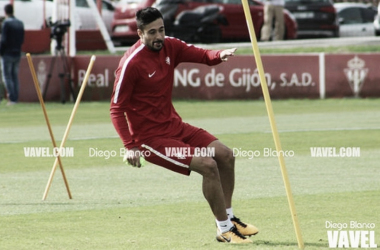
[343,56,368,98]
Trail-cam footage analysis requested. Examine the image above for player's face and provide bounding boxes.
[138,18,165,51]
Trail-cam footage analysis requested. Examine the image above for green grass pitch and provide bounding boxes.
[0,98,379,249]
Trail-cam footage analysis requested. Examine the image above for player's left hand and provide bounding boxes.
[220,48,237,62]
[123,147,143,168]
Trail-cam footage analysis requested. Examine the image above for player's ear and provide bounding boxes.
[137,29,143,39]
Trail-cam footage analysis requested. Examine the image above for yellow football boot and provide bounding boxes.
[216,226,253,244]
[231,216,259,236]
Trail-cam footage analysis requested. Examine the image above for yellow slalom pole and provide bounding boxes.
[240,1,304,249]
[42,55,96,201]
[26,53,72,199]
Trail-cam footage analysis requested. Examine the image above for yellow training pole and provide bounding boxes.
[42,55,96,201]
[26,53,72,199]
[240,1,304,249]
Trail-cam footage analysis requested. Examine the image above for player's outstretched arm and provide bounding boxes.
[220,48,237,62]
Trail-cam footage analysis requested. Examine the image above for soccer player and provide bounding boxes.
[110,7,258,244]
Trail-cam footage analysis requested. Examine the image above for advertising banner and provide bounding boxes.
[325,54,380,98]
[172,55,320,99]
[18,56,71,102]
[16,53,380,102]
[72,56,117,101]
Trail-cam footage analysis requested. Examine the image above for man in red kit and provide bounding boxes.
[110,7,258,244]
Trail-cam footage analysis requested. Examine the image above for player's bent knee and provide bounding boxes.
[190,157,219,177]
[210,141,235,165]
[218,147,235,166]
[225,147,235,162]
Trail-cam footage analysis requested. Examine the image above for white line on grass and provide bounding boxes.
[1,127,379,144]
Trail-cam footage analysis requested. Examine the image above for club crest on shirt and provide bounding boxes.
[166,57,170,65]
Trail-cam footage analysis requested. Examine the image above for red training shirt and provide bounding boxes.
[110,37,223,149]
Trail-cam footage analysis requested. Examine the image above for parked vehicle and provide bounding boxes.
[335,2,377,37]
[159,2,228,43]
[111,0,298,45]
[75,0,115,33]
[0,0,47,30]
[284,0,339,38]
[112,0,155,36]
[374,3,380,35]
[374,14,380,36]
[0,0,114,33]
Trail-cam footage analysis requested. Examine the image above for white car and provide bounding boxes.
[374,3,380,35]
[0,0,114,33]
[334,3,377,37]
[374,14,380,35]
[73,0,115,33]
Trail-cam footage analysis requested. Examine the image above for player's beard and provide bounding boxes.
[150,39,164,52]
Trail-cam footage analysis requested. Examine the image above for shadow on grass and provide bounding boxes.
[252,240,327,248]
[0,201,118,206]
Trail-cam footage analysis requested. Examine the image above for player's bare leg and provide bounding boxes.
[190,156,227,221]
[208,140,259,237]
[189,155,252,243]
[208,140,235,208]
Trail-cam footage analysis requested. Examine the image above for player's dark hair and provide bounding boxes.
[136,7,163,31]
[4,4,14,15]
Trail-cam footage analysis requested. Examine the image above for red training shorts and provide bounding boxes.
[140,123,217,175]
